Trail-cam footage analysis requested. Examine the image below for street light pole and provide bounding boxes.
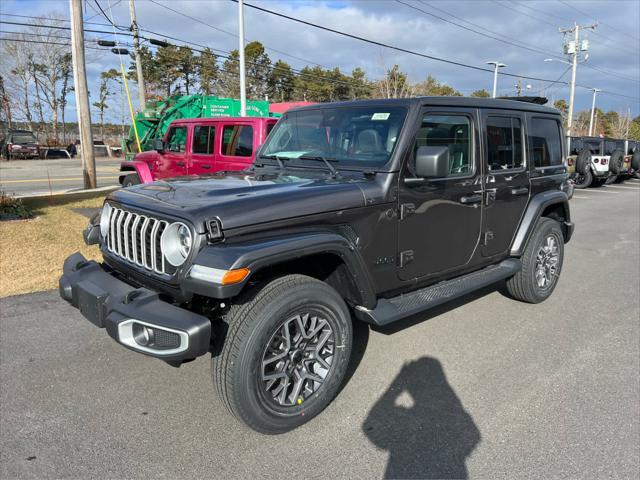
[128,0,146,109]
[588,88,600,136]
[486,61,506,98]
[238,0,247,116]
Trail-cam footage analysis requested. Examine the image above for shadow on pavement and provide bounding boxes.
[363,357,480,479]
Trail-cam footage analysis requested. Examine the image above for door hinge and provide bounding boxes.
[400,203,415,220]
[483,231,495,245]
[399,250,414,268]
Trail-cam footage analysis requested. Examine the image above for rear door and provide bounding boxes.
[216,122,256,172]
[481,110,529,258]
[189,124,216,175]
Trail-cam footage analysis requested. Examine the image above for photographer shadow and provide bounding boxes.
[363,356,480,479]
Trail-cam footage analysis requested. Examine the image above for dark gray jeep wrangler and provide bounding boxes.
[60,97,574,434]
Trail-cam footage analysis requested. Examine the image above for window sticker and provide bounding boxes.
[371,112,390,120]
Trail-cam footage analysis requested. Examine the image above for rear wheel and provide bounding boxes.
[605,174,617,185]
[573,168,592,189]
[213,274,353,434]
[506,217,564,304]
[122,173,140,187]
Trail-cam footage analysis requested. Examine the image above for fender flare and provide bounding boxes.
[119,160,153,184]
[510,190,572,257]
[183,231,378,308]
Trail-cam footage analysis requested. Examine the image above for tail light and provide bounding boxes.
[7,143,12,152]
[602,159,608,165]
[567,158,575,166]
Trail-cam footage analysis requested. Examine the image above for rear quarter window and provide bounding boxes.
[528,117,562,168]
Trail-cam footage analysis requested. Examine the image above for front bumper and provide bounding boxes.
[59,252,211,363]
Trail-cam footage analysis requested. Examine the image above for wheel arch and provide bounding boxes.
[510,190,572,257]
[119,160,153,185]
[188,231,378,309]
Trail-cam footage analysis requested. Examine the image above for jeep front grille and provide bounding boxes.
[105,207,172,275]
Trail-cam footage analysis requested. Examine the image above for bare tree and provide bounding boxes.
[375,65,414,99]
[0,75,12,128]
[609,110,632,139]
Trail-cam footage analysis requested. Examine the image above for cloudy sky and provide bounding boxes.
[2,0,639,123]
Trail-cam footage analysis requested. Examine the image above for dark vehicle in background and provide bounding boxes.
[0,129,40,160]
[60,97,573,434]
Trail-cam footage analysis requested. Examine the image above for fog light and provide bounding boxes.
[132,323,154,346]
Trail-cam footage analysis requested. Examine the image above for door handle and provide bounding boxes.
[511,186,529,196]
[202,164,211,169]
[460,194,483,204]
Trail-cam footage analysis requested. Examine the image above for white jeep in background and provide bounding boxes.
[568,137,627,188]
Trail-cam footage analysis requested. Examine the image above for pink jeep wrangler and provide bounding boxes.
[119,117,278,186]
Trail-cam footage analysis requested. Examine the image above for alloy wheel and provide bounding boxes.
[535,235,559,289]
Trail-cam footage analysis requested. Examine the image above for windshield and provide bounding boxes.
[260,106,408,168]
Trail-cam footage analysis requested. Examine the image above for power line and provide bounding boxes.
[91,0,128,31]
[147,0,333,70]
[397,0,565,60]
[557,0,640,43]
[0,36,106,50]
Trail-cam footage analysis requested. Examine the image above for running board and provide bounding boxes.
[355,259,521,326]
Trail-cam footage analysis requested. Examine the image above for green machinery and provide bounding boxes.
[123,95,270,159]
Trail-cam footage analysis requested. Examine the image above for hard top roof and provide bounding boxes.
[287,96,559,115]
[170,116,273,124]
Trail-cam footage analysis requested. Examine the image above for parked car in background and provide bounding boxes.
[0,129,40,160]
[567,136,612,188]
[119,117,278,187]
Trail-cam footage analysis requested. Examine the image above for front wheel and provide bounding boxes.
[121,173,140,187]
[506,217,564,304]
[213,274,353,434]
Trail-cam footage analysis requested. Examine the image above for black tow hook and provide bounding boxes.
[123,290,144,304]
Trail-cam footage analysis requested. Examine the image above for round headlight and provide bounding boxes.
[100,202,112,237]
[161,222,192,267]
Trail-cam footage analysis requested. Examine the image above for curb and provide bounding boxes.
[18,186,119,208]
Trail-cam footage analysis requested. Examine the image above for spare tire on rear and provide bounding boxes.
[576,149,591,174]
[609,150,624,175]
[632,151,640,171]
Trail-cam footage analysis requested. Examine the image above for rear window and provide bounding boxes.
[528,117,562,168]
[12,134,37,143]
[222,125,253,157]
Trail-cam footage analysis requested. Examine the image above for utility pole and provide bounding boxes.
[588,88,600,136]
[486,61,506,98]
[559,22,597,148]
[238,0,247,116]
[69,0,96,189]
[128,0,146,109]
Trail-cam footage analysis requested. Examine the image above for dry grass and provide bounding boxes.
[0,198,104,297]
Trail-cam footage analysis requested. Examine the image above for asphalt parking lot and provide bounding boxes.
[1,179,639,479]
[0,157,121,196]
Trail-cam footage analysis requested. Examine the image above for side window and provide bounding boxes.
[166,126,187,153]
[528,117,562,168]
[486,116,523,171]
[414,114,472,177]
[222,125,254,157]
[192,126,215,155]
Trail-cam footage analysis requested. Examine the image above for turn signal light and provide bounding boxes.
[222,268,250,285]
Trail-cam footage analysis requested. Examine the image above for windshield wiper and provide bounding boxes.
[259,154,287,169]
[298,155,339,177]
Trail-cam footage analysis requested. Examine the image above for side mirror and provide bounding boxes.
[415,146,449,178]
[152,138,164,153]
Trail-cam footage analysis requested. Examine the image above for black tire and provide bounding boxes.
[213,274,353,434]
[506,217,564,304]
[122,173,140,187]
[634,171,640,180]
[576,149,591,174]
[605,174,617,185]
[632,151,640,171]
[591,177,607,187]
[573,168,592,189]
[609,150,624,175]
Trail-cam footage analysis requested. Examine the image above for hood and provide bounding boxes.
[109,169,369,231]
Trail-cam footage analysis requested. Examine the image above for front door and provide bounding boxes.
[397,108,483,281]
[190,124,216,175]
[156,125,188,179]
[481,111,530,257]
